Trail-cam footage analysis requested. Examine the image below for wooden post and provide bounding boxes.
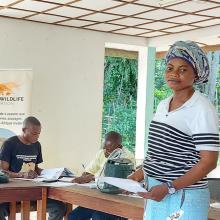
[135,46,156,159]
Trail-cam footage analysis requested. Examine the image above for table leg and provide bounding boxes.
[21,201,30,220]
[64,203,72,220]
[8,202,16,220]
[37,187,47,220]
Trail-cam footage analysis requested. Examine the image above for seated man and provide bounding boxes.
[0,116,66,220]
[68,131,135,220]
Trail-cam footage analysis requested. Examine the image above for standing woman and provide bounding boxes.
[139,41,220,220]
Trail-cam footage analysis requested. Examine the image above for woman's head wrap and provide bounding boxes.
[165,41,210,84]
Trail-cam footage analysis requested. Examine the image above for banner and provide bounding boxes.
[0,69,32,145]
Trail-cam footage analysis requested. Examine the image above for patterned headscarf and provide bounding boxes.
[165,41,210,84]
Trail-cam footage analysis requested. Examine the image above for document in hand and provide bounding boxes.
[39,167,75,181]
[99,177,147,193]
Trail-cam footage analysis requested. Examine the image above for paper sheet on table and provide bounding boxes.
[118,193,142,198]
[76,181,97,189]
[39,168,65,180]
[42,180,97,188]
[15,168,75,182]
[59,177,75,182]
[99,177,147,193]
[16,177,56,182]
[38,167,74,180]
[43,182,76,187]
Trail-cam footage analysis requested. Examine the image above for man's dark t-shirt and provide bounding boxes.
[0,136,43,172]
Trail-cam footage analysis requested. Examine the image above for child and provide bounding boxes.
[138,41,220,220]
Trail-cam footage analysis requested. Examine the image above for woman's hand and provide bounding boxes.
[123,167,144,195]
[127,167,144,182]
[138,184,168,202]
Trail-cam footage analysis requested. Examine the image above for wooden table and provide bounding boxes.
[1,180,219,220]
[209,201,220,220]
[0,179,47,220]
[209,207,220,220]
[48,185,144,220]
[48,185,220,220]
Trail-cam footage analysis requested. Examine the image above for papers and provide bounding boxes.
[118,193,142,198]
[39,168,62,180]
[17,168,75,182]
[35,167,74,182]
[42,182,76,187]
[16,177,57,182]
[59,177,75,182]
[61,168,75,177]
[39,168,74,180]
[43,181,97,188]
[78,181,97,189]
[99,177,147,193]
[42,178,97,188]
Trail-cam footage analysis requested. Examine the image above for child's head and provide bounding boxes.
[164,41,210,91]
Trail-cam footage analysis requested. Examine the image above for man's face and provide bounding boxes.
[103,138,120,158]
[23,124,41,144]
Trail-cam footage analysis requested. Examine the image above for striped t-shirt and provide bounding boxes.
[143,90,220,189]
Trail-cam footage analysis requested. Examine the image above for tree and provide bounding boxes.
[102,56,138,152]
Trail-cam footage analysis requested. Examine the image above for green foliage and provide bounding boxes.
[102,56,138,152]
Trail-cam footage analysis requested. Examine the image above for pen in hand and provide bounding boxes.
[81,163,86,170]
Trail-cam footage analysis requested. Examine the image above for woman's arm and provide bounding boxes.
[138,151,218,201]
[173,151,218,190]
[127,166,144,181]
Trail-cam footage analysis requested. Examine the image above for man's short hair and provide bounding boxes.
[23,116,41,128]
[105,131,122,144]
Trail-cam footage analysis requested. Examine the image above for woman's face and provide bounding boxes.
[165,58,197,92]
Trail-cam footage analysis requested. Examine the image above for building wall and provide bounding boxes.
[0,18,147,174]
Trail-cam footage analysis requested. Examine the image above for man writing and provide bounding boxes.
[68,131,135,220]
[0,116,66,220]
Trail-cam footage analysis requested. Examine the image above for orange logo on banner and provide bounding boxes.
[0,82,19,96]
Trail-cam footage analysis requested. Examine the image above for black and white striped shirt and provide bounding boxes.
[144,90,220,189]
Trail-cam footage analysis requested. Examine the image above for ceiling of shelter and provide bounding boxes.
[0,0,219,46]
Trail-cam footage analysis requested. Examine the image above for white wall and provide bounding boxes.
[0,18,147,174]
